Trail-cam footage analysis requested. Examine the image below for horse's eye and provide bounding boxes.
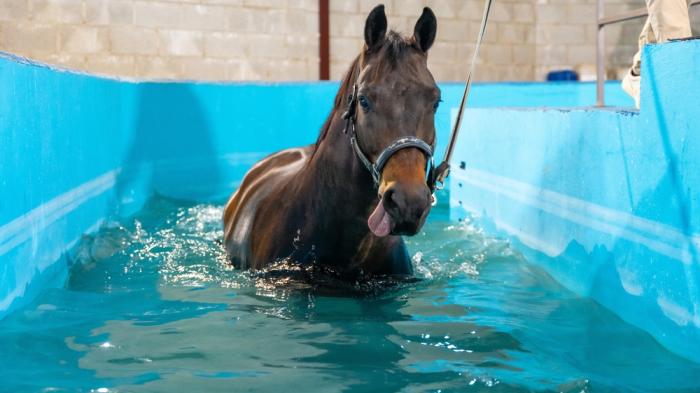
[433,99,441,112]
[358,95,370,112]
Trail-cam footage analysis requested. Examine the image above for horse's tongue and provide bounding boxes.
[368,199,391,237]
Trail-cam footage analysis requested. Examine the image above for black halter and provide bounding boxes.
[341,83,439,193]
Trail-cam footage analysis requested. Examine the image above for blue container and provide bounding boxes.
[547,70,579,81]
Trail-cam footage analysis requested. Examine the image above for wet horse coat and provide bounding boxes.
[223,5,440,276]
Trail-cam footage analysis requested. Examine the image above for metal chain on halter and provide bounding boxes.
[432,0,494,188]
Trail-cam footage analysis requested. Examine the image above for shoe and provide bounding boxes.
[622,70,640,109]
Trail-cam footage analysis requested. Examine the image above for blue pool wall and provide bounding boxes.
[449,39,700,363]
[0,50,633,321]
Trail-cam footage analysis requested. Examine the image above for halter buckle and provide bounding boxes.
[430,161,450,192]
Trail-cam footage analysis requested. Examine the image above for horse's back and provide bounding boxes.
[223,146,311,268]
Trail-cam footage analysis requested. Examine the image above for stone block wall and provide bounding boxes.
[0,0,319,80]
[329,0,537,81]
[0,0,698,81]
[331,0,699,81]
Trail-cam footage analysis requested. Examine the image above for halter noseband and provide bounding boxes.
[341,82,439,193]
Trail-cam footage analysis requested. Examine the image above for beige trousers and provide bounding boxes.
[631,0,692,75]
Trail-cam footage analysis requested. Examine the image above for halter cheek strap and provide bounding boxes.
[342,83,438,193]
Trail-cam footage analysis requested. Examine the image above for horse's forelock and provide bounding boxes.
[382,31,414,65]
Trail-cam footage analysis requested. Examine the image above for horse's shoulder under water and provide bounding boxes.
[223,145,313,268]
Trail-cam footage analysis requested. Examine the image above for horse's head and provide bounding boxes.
[348,5,439,237]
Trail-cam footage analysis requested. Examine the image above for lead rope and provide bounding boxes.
[432,0,494,188]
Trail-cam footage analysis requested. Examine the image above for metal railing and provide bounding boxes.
[596,0,700,106]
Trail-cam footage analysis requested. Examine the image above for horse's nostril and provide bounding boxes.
[384,188,399,211]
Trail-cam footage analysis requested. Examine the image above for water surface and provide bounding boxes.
[1,196,699,392]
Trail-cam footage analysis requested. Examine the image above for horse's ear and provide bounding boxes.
[364,4,387,51]
[413,7,437,53]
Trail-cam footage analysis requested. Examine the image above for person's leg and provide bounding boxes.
[623,18,652,108]
[623,0,690,108]
[631,17,655,76]
[647,0,692,42]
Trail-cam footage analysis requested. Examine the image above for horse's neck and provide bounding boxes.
[305,113,376,220]
[295,113,379,259]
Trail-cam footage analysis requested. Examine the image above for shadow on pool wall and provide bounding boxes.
[0,51,633,338]
[449,39,700,363]
[116,83,221,216]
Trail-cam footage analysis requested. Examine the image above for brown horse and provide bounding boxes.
[223,5,440,277]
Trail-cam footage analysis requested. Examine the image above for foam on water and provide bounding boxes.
[1,196,699,393]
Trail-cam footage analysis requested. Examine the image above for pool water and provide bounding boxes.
[1,196,699,393]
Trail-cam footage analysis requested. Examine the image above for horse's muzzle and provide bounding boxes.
[382,181,432,235]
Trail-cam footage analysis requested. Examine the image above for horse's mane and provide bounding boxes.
[312,55,361,149]
[313,31,416,150]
